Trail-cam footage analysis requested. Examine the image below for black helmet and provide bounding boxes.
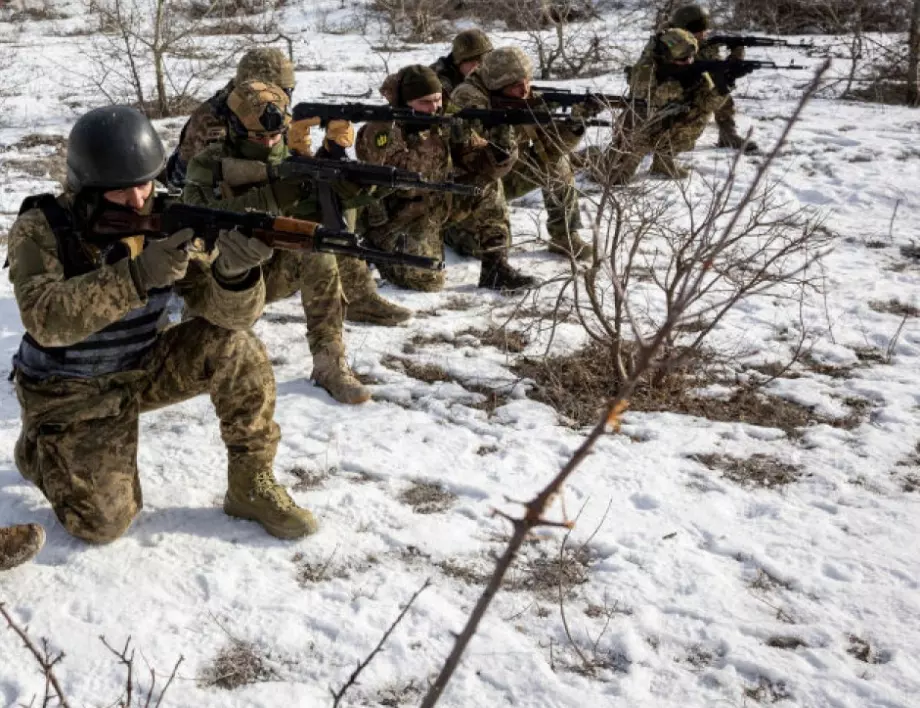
[66,106,166,192]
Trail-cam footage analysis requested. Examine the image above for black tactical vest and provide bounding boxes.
[12,194,173,381]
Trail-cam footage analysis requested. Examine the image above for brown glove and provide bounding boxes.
[323,119,355,151]
[289,117,320,156]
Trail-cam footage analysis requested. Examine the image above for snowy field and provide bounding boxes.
[1,2,920,707]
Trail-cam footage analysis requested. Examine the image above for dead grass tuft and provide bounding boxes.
[695,453,803,489]
[766,635,807,650]
[198,639,276,690]
[381,354,450,384]
[869,298,920,317]
[847,635,891,664]
[288,465,327,491]
[399,479,457,514]
[748,567,796,593]
[514,341,837,434]
[292,550,350,585]
[376,678,424,706]
[462,381,512,415]
[472,325,529,353]
[743,676,793,703]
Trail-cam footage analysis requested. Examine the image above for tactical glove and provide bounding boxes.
[289,117,320,157]
[213,228,274,281]
[490,123,515,163]
[132,228,192,293]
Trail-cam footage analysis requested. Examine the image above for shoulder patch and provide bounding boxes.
[374,131,389,148]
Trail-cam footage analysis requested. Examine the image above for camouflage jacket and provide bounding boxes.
[430,55,464,97]
[450,71,582,171]
[178,81,235,167]
[7,192,264,350]
[628,47,724,132]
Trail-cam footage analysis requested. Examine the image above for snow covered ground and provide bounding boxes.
[1,2,919,707]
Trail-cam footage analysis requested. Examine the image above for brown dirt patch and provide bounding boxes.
[398,479,457,514]
[869,299,920,317]
[381,354,451,384]
[694,454,803,488]
[288,465,327,491]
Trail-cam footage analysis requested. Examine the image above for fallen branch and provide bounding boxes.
[331,578,432,707]
[0,603,72,708]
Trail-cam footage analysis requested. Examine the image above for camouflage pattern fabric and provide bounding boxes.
[7,197,276,544]
[0,524,45,570]
[183,142,357,354]
[14,319,279,544]
[698,41,744,135]
[443,180,511,259]
[178,81,234,169]
[355,120,452,291]
[451,72,583,249]
[599,42,726,184]
[430,55,465,97]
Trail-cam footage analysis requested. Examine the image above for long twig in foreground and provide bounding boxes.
[331,578,432,707]
[0,603,72,708]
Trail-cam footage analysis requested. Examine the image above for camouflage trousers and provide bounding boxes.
[502,152,582,245]
[601,109,714,184]
[262,251,376,353]
[363,196,449,292]
[442,180,511,260]
[14,319,280,544]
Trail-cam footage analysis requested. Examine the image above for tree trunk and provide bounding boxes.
[908,0,920,106]
[153,0,168,117]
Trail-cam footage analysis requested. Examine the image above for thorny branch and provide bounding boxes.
[330,578,432,707]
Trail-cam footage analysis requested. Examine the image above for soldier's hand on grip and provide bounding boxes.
[132,228,192,293]
[214,228,274,280]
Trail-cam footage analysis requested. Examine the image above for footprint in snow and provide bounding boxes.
[630,493,661,511]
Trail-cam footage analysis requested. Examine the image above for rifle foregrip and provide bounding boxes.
[272,217,320,237]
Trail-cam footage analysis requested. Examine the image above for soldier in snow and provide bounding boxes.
[355,64,532,292]
[8,106,316,543]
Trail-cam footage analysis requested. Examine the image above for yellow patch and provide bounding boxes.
[375,131,389,148]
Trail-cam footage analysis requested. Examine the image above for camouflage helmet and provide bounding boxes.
[479,47,533,91]
[226,80,292,138]
[235,47,296,91]
[451,28,493,63]
[670,4,710,34]
[658,28,699,62]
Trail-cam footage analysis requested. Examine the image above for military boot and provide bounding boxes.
[312,345,371,404]
[224,469,318,539]
[479,253,539,292]
[346,292,412,326]
[717,127,760,154]
[0,523,45,571]
[548,232,593,262]
[650,153,691,180]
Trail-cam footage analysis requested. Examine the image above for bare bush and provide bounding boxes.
[80,0,267,118]
[712,0,910,34]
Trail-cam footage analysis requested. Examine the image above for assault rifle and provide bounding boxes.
[87,203,444,271]
[528,86,649,112]
[293,101,455,127]
[454,105,614,128]
[265,155,482,197]
[661,58,806,91]
[704,35,815,51]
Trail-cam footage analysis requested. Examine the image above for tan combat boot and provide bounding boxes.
[0,523,45,571]
[346,292,412,326]
[650,153,691,180]
[548,232,593,262]
[311,345,371,404]
[224,469,318,539]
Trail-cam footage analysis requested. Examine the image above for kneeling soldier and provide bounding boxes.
[8,106,316,543]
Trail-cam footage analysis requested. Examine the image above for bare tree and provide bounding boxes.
[82,0,279,117]
[908,0,920,104]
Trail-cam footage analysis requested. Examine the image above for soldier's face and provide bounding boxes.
[249,132,284,148]
[458,58,481,77]
[103,182,154,212]
[501,79,531,99]
[408,93,443,114]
